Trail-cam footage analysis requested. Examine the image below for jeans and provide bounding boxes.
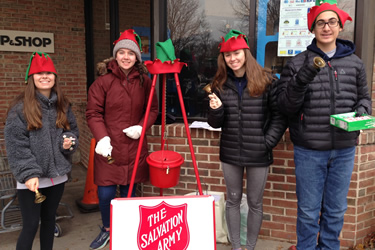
[98,184,137,228]
[294,145,355,250]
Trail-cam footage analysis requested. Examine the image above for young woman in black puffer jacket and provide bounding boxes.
[207,29,287,250]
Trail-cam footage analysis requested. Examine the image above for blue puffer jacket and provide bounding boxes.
[277,38,372,150]
[208,70,287,167]
[4,91,79,183]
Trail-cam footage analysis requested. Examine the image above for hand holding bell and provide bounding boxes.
[34,189,46,203]
[107,155,115,164]
[203,84,212,94]
[296,58,324,86]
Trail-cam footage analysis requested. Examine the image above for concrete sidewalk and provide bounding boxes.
[0,163,293,250]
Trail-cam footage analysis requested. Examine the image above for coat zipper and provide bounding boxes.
[238,92,243,165]
[328,61,336,148]
[328,61,340,94]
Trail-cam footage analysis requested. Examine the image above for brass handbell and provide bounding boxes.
[107,155,115,164]
[313,57,326,69]
[35,189,46,203]
[203,84,212,94]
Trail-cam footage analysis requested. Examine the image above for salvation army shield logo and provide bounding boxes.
[137,201,189,250]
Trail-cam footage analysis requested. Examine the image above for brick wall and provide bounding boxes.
[0,0,152,169]
[139,124,375,248]
[0,0,88,156]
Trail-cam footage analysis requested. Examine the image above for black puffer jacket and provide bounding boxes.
[277,38,372,150]
[208,71,287,167]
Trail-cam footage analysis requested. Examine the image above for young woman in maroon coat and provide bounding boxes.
[86,29,158,250]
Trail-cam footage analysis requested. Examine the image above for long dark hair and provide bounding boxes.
[211,49,274,96]
[134,60,148,87]
[7,77,71,131]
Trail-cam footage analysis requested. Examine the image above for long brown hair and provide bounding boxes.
[7,77,71,131]
[211,49,274,96]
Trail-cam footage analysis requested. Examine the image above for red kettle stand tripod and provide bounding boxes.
[127,60,203,197]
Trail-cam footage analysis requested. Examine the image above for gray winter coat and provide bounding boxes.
[4,91,79,183]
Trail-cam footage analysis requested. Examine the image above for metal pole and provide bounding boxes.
[127,75,157,197]
[174,73,203,195]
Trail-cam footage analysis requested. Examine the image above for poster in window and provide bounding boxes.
[277,0,315,57]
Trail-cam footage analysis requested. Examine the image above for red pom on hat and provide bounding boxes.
[307,3,352,32]
[25,52,57,83]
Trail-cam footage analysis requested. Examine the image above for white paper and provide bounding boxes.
[189,121,221,131]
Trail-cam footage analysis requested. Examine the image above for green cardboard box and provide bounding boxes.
[330,112,375,131]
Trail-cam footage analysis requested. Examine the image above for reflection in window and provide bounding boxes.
[263,0,292,74]
[266,0,280,36]
[92,0,111,81]
[264,42,290,74]
[166,0,250,120]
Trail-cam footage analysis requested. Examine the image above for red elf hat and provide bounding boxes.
[25,52,57,83]
[112,29,142,62]
[307,0,352,32]
[218,29,250,53]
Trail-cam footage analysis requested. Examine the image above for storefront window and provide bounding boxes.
[258,0,356,75]
[92,0,111,80]
[118,1,151,62]
[166,0,250,120]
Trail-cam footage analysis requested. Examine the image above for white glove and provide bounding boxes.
[123,125,142,139]
[95,136,113,157]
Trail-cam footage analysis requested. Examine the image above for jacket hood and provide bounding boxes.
[96,58,139,80]
[307,38,355,60]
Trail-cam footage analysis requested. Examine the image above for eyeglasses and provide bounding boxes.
[315,18,340,29]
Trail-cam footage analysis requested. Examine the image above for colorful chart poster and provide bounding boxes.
[277,0,316,56]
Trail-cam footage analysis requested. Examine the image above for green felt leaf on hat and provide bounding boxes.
[223,29,249,47]
[133,31,142,51]
[224,29,243,41]
[155,39,176,63]
[315,0,337,5]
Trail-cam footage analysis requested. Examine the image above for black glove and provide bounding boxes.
[296,64,320,86]
[355,106,367,117]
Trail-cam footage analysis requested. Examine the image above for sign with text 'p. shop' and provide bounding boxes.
[110,195,216,250]
[0,30,54,53]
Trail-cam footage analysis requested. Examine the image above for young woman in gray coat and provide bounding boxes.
[4,52,79,250]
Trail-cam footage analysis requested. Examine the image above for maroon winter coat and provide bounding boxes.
[86,59,158,186]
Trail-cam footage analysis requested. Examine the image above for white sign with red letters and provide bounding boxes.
[110,195,216,250]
